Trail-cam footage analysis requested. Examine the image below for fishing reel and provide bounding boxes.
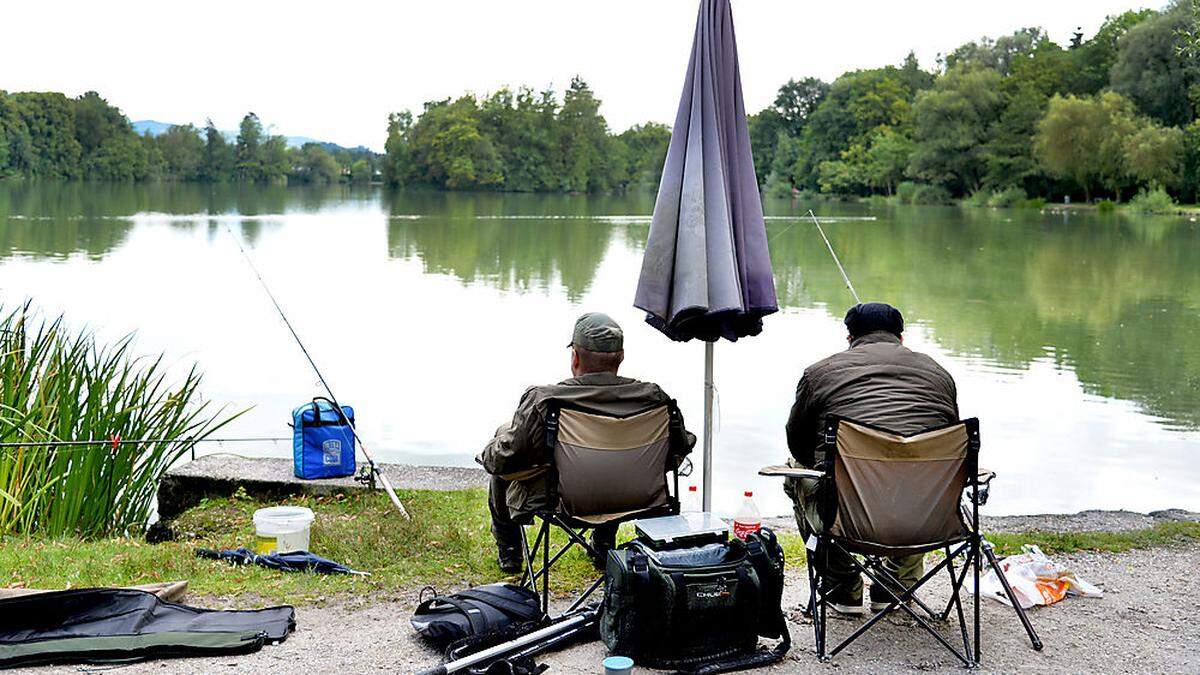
[354,464,377,490]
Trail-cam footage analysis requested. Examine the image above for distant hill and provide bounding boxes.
[131,120,373,154]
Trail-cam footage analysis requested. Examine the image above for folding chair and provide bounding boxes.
[803,416,986,667]
[520,401,684,617]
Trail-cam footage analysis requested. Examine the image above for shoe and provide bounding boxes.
[869,599,913,612]
[828,600,865,616]
[497,546,524,575]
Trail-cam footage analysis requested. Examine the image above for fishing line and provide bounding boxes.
[807,209,862,304]
[219,222,410,519]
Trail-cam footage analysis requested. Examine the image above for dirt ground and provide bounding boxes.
[40,540,1200,675]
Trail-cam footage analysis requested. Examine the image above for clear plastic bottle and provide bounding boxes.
[732,491,762,540]
[681,485,701,513]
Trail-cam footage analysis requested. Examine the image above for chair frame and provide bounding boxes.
[807,416,984,667]
[520,400,684,616]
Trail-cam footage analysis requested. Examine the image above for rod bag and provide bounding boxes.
[0,588,294,669]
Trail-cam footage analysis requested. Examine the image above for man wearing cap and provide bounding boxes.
[784,302,959,615]
[478,312,696,574]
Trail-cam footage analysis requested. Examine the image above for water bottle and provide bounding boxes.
[681,485,701,513]
[732,491,761,540]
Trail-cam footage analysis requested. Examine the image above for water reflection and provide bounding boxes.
[765,203,1200,430]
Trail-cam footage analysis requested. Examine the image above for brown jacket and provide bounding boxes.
[478,372,696,518]
[786,331,958,468]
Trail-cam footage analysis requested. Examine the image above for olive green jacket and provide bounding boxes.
[785,331,959,468]
[478,372,696,519]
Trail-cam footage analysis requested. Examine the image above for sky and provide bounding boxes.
[1,0,1154,151]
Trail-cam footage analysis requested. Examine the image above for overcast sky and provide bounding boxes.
[2,0,1153,150]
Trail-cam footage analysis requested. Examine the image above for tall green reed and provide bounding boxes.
[0,302,240,537]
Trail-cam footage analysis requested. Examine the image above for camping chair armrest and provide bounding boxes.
[758,465,826,480]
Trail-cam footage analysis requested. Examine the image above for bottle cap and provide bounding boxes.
[688,485,697,492]
[744,491,753,497]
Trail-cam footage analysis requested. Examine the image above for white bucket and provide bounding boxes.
[253,506,314,554]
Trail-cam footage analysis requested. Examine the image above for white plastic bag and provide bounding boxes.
[970,544,1103,609]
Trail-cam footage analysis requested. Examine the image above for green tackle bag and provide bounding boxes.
[600,527,789,673]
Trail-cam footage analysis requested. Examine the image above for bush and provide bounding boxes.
[1096,199,1117,213]
[0,303,240,537]
[987,187,1029,208]
[1127,187,1178,215]
[1024,197,1047,210]
[912,184,953,205]
[963,190,992,207]
[896,181,920,205]
[862,194,891,206]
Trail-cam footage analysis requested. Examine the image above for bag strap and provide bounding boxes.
[416,596,490,634]
[455,589,542,621]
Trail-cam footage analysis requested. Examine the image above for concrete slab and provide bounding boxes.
[157,455,487,520]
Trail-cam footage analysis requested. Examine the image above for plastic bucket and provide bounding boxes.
[253,506,314,554]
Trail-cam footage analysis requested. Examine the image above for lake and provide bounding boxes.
[2,182,1198,517]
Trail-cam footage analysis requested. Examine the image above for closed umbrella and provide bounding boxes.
[634,0,777,511]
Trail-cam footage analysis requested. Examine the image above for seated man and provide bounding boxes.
[478,312,695,573]
[784,302,959,615]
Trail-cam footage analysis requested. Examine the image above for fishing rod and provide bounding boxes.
[807,209,862,304]
[220,221,410,519]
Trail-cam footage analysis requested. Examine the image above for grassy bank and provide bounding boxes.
[4,488,1198,606]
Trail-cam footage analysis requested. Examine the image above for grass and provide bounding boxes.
[0,302,240,537]
[4,488,1196,607]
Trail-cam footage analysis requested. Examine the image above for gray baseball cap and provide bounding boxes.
[568,312,624,353]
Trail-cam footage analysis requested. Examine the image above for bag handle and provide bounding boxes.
[415,595,490,635]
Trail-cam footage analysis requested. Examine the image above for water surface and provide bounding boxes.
[2,182,1198,517]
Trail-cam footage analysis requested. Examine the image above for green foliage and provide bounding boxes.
[945,27,1047,76]
[1096,198,1117,212]
[0,303,239,537]
[908,67,1004,194]
[384,77,660,193]
[963,189,992,207]
[911,183,953,205]
[987,186,1030,208]
[1127,186,1179,214]
[895,181,920,204]
[1110,2,1200,127]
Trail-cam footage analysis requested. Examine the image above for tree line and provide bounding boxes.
[383,77,669,192]
[0,91,378,184]
[751,1,1200,205]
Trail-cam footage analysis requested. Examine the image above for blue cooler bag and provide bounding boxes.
[292,397,356,479]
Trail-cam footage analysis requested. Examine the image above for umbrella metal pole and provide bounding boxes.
[703,341,714,512]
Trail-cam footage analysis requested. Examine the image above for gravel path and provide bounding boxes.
[41,541,1200,674]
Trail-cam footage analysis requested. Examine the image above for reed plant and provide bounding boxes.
[0,302,239,537]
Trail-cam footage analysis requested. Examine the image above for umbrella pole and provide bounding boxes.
[702,341,714,512]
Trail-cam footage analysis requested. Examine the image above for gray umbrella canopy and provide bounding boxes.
[634,0,777,343]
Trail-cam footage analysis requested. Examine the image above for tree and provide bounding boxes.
[383,111,413,186]
[908,67,1004,194]
[1180,120,1200,203]
[235,112,264,181]
[773,77,828,137]
[349,158,372,184]
[1035,95,1105,201]
[1068,9,1157,95]
[747,108,783,186]
[407,96,503,190]
[1124,122,1184,189]
[557,77,615,192]
[617,122,670,189]
[294,143,340,183]
[1110,3,1199,126]
[944,27,1047,76]
[864,127,913,195]
[259,135,290,183]
[156,124,204,180]
[202,119,234,182]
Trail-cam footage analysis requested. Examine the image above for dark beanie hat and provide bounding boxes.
[844,302,904,338]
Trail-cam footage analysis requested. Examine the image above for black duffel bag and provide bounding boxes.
[411,583,545,647]
[601,528,789,674]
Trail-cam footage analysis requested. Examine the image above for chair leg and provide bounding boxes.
[542,518,551,616]
[520,521,542,591]
[981,541,1043,651]
[973,535,981,665]
[944,546,972,661]
[829,542,973,666]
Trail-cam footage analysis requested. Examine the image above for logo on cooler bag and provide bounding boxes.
[322,439,342,465]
